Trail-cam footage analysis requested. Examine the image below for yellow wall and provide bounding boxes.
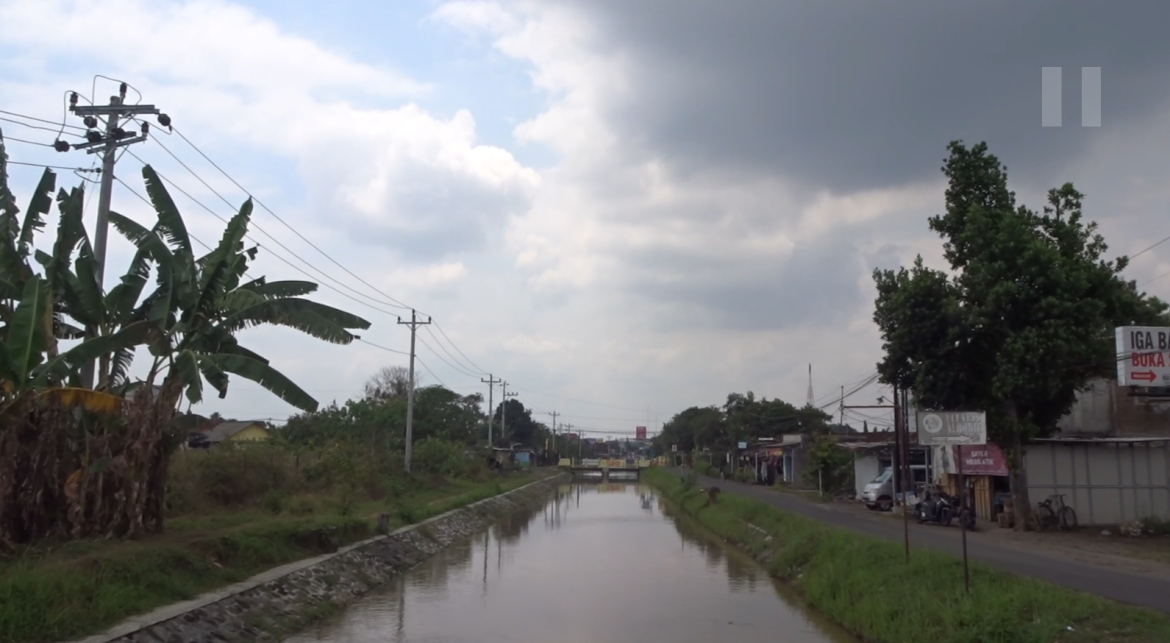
[227,424,270,442]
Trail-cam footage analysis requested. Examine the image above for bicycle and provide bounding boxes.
[1036,494,1078,531]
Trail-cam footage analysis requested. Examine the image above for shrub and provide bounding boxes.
[1144,516,1170,536]
[168,443,298,511]
[412,438,467,477]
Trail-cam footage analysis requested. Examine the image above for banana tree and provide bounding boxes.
[1,131,372,541]
[104,165,371,412]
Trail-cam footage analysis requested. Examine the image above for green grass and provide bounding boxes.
[646,468,1170,643]
[0,472,535,643]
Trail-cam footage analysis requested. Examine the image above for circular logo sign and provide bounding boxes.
[922,413,944,434]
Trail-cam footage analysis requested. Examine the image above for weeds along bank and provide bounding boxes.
[57,475,563,643]
[645,469,1170,643]
[0,440,534,643]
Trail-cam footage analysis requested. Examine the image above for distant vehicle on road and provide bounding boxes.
[861,467,895,511]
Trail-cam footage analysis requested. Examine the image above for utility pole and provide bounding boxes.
[563,423,577,462]
[64,86,163,387]
[548,411,559,459]
[481,374,500,448]
[500,381,517,447]
[397,310,432,473]
[839,385,845,425]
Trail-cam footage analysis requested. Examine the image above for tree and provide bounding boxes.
[363,365,421,401]
[872,141,1169,529]
[491,399,546,448]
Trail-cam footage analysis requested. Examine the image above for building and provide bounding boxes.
[200,420,271,446]
[1023,378,1170,526]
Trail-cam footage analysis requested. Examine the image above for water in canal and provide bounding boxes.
[286,482,856,643]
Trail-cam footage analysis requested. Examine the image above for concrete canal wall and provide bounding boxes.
[68,475,564,643]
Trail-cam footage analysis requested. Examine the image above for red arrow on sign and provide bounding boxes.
[1132,370,1157,382]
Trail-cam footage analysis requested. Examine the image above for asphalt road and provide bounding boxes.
[689,472,1170,614]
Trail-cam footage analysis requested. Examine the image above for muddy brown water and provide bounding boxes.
[285,482,858,643]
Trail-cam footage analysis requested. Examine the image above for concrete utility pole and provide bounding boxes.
[548,411,559,457]
[397,310,432,473]
[500,382,517,446]
[64,86,162,387]
[481,374,500,448]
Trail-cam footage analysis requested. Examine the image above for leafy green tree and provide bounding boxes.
[872,141,1168,528]
[491,398,547,448]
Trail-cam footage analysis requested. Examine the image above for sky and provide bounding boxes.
[2,0,1170,437]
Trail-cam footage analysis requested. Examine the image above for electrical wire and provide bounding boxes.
[7,160,101,172]
[422,326,486,377]
[0,115,84,137]
[128,155,409,318]
[417,334,482,379]
[506,385,658,415]
[170,126,414,311]
[432,321,489,375]
[414,355,446,388]
[159,119,498,384]
[356,338,410,356]
[0,109,86,131]
[2,135,52,147]
[138,140,412,313]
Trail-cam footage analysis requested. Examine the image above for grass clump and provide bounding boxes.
[645,468,1170,643]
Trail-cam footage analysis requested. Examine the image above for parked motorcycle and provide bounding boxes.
[916,487,977,530]
[916,487,954,527]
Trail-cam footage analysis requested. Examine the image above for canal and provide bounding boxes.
[286,482,857,643]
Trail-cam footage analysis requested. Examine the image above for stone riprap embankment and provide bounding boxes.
[68,476,564,643]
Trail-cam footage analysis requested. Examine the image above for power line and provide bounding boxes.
[0,115,83,137]
[418,334,482,381]
[159,118,495,381]
[171,126,414,311]
[168,123,501,385]
[415,355,445,388]
[432,321,489,375]
[421,326,485,378]
[128,155,409,319]
[507,385,659,415]
[134,141,411,313]
[6,160,101,173]
[357,338,410,356]
[3,135,54,147]
[0,109,86,132]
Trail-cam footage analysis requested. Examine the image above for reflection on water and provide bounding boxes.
[285,483,856,643]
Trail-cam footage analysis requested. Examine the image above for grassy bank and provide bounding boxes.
[645,468,1170,643]
[0,466,537,643]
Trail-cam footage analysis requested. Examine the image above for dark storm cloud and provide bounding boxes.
[560,0,1170,191]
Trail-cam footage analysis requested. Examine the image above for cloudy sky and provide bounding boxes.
[3,0,1170,436]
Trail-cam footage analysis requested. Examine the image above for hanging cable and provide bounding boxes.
[169,127,415,310]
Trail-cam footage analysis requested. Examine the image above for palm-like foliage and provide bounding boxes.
[0,131,370,543]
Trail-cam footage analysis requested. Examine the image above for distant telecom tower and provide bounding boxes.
[806,364,814,407]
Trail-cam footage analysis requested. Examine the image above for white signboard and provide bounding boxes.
[1115,326,1170,387]
[737,441,748,450]
[915,411,987,446]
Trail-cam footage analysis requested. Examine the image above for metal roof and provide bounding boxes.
[1031,436,1170,444]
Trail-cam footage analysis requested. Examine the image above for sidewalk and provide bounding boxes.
[691,471,1170,614]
